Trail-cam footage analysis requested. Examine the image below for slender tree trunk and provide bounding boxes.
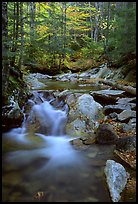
[105,2,110,59]
[2,2,9,96]
[19,2,24,69]
[74,2,77,41]
[88,2,93,40]
[12,2,16,52]
[99,2,104,41]
[10,2,19,67]
[63,2,67,60]
[94,2,99,42]
[29,2,36,60]
[30,2,35,42]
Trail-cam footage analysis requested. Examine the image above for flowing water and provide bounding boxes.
[2,79,116,202]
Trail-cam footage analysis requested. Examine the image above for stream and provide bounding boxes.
[2,78,123,202]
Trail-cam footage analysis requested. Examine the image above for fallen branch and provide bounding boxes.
[97,78,136,96]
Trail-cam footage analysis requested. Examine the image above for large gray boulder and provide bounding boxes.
[104,160,129,202]
[76,94,103,120]
[66,94,104,137]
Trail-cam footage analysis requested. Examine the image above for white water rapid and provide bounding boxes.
[4,94,86,175]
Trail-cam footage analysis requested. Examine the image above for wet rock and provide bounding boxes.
[104,104,133,115]
[90,89,125,106]
[37,90,55,101]
[24,75,45,89]
[82,134,96,145]
[79,68,99,78]
[91,93,117,106]
[104,160,129,202]
[28,73,52,79]
[56,73,78,82]
[91,89,125,96]
[122,122,136,132]
[116,97,136,104]
[57,89,72,98]
[66,118,86,137]
[71,138,87,150]
[95,124,118,144]
[108,112,118,121]
[115,119,136,133]
[127,118,136,130]
[128,117,136,124]
[117,110,136,122]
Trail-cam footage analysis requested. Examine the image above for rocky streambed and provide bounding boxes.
[2,65,136,202]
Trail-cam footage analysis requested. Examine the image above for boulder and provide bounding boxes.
[95,124,118,144]
[116,97,136,104]
[24,75,45,89]
[117,110,136,122]
[66,94,104,137]
[66,118,86,137]
[104,104,133,115]
[90,89,126,106]
[116,136,136,152]
[104,160,129,202]
[2,96,24,131]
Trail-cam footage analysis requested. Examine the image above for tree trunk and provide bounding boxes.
[88,2,93,40]
[97,79,136,96]
[29,2,36,60]
[19,2,24,70]
[2,2,9,96]
[104,2,110,58]
[94,2,99,42]
[30,2,35,41]
[99,2,104,41]
[10,2,19,67]
[63,2,67,60]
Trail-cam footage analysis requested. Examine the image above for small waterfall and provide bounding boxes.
[31,100,67,136]
[4,92,85,173]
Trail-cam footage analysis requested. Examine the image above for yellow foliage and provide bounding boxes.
[72,25,90,31]
[80,13,90,18]
[37,25,49,33]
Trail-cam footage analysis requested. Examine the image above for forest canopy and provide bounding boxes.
[2,2,136,97]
